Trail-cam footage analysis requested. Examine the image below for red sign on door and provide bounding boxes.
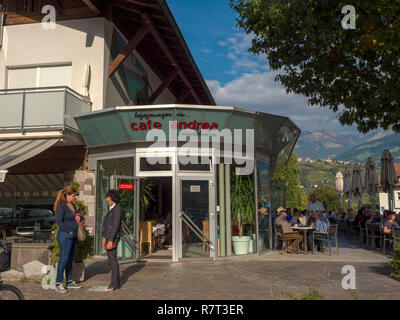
[119,184,134,190]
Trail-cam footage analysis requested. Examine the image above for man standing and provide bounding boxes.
[274,207,303,253]
[306,194,325,214]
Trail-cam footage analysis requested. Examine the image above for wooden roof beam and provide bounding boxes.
[108,22,151,77]
[149,69,179,104]
[81,0,102,16]
[124,0,158,8]
[142,12,202,104]
[176,88,191,104]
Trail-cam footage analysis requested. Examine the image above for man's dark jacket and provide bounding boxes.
[102,204,122,243]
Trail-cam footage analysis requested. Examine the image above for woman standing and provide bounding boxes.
[102,189,122,292]
[54,186,82,293]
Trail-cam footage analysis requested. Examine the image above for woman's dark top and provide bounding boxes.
[56,203,78,234]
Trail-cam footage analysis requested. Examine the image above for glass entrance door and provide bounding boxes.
[178,178,215,260]
[110,175,140,260]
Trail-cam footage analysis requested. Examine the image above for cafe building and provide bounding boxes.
[0,0,300,263]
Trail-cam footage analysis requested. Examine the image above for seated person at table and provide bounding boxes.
[383,212,399,234]
[382,210,391,223]
[355,208,366,224]
[274,207,303,253]
[308,211,330,252]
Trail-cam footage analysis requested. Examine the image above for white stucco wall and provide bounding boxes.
[0,18,108,111]
[0,17,177,110]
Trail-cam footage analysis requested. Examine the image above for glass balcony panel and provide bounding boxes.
[65,93,92,130]
[0,93,23,128]
[24,91,65,127]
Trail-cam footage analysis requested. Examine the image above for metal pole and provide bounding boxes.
[218,164,226,257]
[225,164,232,256]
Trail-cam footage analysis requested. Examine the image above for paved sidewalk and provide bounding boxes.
[3,240,400,300]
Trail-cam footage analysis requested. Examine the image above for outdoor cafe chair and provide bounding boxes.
[312,224,339,256]
[359,221,367,247]
[382,225,395,255]
[366,223,382,249]
[393,228,400,254]
[32,230,53,243]
[337,219,345,239]
[274,224,300,254]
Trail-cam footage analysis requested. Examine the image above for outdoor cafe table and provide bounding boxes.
[292,226,314,254]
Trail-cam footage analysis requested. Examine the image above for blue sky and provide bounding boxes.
[167,0,361,135]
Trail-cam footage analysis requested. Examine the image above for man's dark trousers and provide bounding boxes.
[106,241,120,289]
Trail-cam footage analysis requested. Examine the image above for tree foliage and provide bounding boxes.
[272,153,305,209]
[230,0,400,133]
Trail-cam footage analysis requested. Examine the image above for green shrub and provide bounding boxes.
[389,243,400,276]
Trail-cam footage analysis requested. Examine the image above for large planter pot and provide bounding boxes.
[248,234,256,253]
[232,236,251,255]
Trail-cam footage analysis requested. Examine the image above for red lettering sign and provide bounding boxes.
[119,184,134,190]
[129,120,219,131]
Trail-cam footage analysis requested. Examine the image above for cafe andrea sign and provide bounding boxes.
[130,111,219,131]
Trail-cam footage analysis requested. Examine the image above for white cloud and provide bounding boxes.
[201,48,213,54]
[206,71,358,134]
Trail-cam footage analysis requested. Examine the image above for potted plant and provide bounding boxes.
[231,172,255,255]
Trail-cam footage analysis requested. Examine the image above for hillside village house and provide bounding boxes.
[0,0,299,263]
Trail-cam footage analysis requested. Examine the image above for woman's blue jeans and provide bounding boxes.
[56,230,78,285]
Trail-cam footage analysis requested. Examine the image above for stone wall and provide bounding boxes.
[11,243,52,272]
[64,169,96,235]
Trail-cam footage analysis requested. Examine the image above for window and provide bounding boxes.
[8,65,72,89]
[140,157,172,171]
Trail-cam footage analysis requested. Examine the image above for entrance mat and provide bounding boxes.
[87,286,107,292]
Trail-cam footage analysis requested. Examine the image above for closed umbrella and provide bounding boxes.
[351,163,363,210]
[343,169,352,210]
[381,149,398,211]
[364,157,378,212]
[79,61,90,98]
[335,172,344,209]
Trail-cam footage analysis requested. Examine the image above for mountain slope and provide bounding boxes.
[335,134,400,162]
[294,129,363,159]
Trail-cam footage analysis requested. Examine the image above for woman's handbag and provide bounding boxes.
[77,221,86,242]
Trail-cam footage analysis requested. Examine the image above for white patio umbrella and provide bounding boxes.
[79,61,90,98]
[381,149,398,211]
[364,157,378,212]
[343,168,352,210]
[351,163,363,210]
[335,172,344,209]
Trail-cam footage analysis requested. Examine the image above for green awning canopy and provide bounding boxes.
[75,105,300,161]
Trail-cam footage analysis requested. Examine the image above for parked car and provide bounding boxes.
[0,208,14,226]
[18,208,56,230]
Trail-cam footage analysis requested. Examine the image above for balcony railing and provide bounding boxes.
[0,86,92,133]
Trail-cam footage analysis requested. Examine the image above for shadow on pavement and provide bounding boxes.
[84,260,111,280]
[120,262,146,287]
[368,263,394,278]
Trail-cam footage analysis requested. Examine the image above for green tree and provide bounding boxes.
[230,0,400,133]
[311,185,340,212]
[272,153,304,209]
